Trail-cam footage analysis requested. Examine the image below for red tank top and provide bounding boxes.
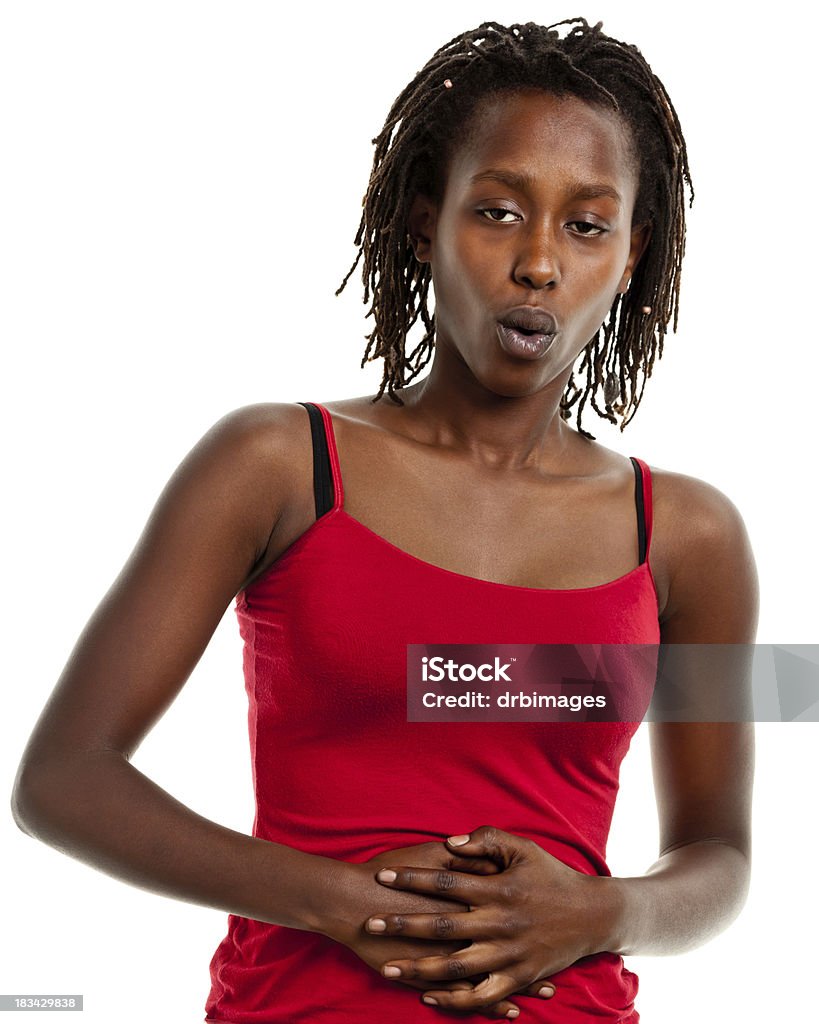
[205,403,660,1024]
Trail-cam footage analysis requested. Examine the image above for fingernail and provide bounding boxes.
[367,918,387,932]
[376,869,398,883]
[446,834,471,846]
[506,1010,520,1019]
[538,985,555,998]
[383,965,402,978]
[422,996,438,1005]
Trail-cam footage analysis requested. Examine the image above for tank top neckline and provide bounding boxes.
[336,505,654,595]
[274,401,659,599]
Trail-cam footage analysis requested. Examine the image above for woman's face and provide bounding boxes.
[410,89,649,400]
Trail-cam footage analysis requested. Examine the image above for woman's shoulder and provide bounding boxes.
[645,463,757,629]
[201,400,311,453]
[201,396,381,472]
[195,400,342,482]
[647,462,750,541]
[206,396,375,445]
[168,402,317,529]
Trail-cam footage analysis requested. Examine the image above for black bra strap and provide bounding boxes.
[298,402,335,519]
[629,457,647,565]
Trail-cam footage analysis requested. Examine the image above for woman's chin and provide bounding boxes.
[475,369,558,401]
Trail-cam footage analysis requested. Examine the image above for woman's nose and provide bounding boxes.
[512,227,561,290]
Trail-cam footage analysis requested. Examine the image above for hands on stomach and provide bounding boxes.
[328,827,603,1019]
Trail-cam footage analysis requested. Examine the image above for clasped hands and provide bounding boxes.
[352,826,607,1020]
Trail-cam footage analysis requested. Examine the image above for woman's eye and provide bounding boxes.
[568,220,606,236]
[480,208,520,223]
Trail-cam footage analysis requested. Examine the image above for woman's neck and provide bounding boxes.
[394,359,585,473]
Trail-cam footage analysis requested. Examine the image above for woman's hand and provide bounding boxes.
[324,840,555,1019]
[321,842,480,971]
[365,826,604,1014]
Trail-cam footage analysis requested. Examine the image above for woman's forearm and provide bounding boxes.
[11,749,476,962]
[11,749,343,931]
[598,840,751,956]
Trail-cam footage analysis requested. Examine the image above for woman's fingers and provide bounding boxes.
[375,865,490,904]
[366,910,500,941]
[418,971,521,1014]
[446,827,534,868]
[520,980,557,999]
[445,853,502,875]
[381,943,512,983]
[438,982,523,1021]
[481,1002,522,1021]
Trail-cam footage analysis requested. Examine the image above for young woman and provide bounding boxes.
[11,18,757,1023]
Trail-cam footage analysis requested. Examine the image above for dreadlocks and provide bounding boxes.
[336,18,693,438]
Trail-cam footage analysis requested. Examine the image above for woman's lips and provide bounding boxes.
[496,322,556,361]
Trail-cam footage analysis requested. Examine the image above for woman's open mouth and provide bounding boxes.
[496,322,556,361]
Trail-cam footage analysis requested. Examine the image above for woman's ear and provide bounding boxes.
[407,193,438,263]
[618,222,653,294]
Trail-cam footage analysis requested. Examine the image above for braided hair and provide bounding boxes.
[337,18,693,437]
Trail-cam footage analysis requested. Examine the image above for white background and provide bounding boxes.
[1,1,816,1021]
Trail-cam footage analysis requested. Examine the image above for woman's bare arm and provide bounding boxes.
[11,404,335,927]
[9,403,470,938]
[598,470,758,956]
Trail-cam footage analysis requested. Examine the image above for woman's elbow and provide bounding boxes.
[10,756,76,842]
